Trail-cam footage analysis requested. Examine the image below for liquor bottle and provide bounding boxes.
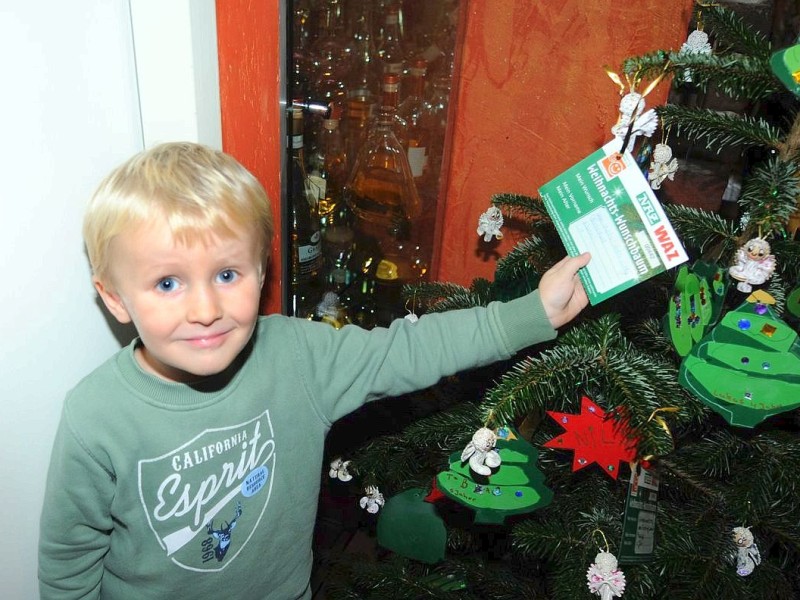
[341,275,378,330]
[310,0,349,116]
[398,58,429,181]
[346,5,379,103]
[376,3,405,76]
[344,72,420,242]
[319,193,357,294]
[289,105,323,318]
[308,110,348,225]
[372,218,428,324]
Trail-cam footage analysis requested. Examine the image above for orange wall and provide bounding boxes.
[216,0,284,315]
[437,0,695,285]
[216,0,695,312]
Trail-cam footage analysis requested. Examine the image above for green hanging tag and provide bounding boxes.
[618,463,660,564]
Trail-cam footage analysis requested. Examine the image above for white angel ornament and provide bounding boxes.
[648,143,679,190]
[732,526,761,576]
[477,206,504,242]
[328,457,353,482]
[359,485,385,514]
[728,237,776,292]
[587,551,627,599]
[679,29,713,83]
[606,68,667,153]
[611,91,658,151]
[461,427,502,477]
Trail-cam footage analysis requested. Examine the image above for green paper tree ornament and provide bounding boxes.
[432,427,553,525]
[376,488,447,564]
[679,292,800,427]
[665,263,727,356]
[787,285,800,318]
[770,41,800,97]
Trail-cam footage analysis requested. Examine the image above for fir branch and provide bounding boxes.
[409,281,472,303]
[739,157,800,234]
[325,555,476,600]
[659,457,726,505]
[481,346,600,427]
[663,204,739,260]
[621,50,672,83]
[556,312,626,351]
[491,192,550,224]
[669,52,778,100]
[628,316,677,357]
[766,274,788,316]
[511,519,586,561]
[493,236,549,286]
[701,4,772,60]
[771,240,800,284]
[406,281,489,313]
[349,401,483,488]
[658,105,785,152]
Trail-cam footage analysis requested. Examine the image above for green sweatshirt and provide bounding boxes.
[39,292,555,599]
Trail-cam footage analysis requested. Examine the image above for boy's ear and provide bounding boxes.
[259,255,270,288]
[93,278,133,324]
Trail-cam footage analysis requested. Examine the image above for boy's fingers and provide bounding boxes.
[563,252,591,273]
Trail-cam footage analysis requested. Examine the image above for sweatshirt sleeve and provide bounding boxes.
[39,404,115,600]
[287,289,556,424]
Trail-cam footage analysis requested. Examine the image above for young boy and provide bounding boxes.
[39,142,590,599]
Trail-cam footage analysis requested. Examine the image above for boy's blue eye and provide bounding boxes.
[217,269,237,284]
[156,277,179,292]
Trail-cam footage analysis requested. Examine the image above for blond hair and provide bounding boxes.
[83,142,273,283]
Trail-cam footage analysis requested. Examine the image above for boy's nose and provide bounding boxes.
[187,286,223,324]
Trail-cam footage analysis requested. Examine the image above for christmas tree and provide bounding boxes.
[321,4,800,599]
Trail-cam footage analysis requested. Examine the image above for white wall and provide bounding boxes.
[0,1,220,597]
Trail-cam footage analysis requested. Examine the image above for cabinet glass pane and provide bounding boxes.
[287,0,461,327]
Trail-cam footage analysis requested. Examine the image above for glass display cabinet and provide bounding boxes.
[284,0,463,327]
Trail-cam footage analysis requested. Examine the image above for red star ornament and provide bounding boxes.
[543,396,638,480]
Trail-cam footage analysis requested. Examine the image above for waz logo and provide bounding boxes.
[138,411,276,572]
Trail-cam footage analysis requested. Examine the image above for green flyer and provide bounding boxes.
[539,142,688,304]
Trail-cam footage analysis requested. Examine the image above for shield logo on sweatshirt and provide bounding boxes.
[138,410,276,571]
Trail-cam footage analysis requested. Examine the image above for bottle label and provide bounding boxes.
[298,239,322,272]
[407,147,427,178]
[292,134,303,149]
[384,62,403,75]
[307,174,327,201]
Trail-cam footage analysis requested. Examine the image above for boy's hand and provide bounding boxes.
[539,253,591,328]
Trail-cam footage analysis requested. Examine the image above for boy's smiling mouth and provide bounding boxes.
[184,330,232,349]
